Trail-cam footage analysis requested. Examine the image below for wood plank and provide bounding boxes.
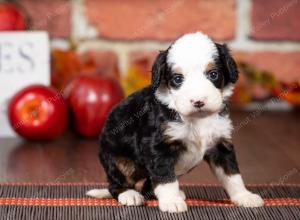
[0,111,299,184]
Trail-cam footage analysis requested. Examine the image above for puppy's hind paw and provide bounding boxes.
[232,191,264,207]
[118,189,145,206]
[86,189,112,199]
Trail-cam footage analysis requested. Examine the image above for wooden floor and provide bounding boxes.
[0,111,299,184]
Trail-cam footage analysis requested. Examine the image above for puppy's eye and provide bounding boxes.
[171,74,184,87]
[208,71,219,81]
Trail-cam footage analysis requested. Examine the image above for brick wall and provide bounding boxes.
[17,0,300,82]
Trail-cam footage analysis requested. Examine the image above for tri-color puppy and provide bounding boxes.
[87,32,264,213]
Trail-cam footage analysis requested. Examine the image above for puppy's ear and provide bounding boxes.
[151,50,168,91]
[215,43,238,84]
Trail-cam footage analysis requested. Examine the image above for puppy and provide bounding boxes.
[87,32,264,213]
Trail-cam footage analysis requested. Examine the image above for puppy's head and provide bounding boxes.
[152,32,238,117]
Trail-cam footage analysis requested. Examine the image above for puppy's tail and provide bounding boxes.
[86,188,112,199]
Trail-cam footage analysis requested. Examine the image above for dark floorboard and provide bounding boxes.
[0,111,299,184]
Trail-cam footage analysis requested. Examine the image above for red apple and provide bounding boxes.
[65,75,124,138]
[0,3,26,31]
[8,85,68,140]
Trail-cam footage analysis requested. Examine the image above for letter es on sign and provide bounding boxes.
[0,41,35,74]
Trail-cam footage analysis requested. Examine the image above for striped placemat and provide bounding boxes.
[0,183,299,220]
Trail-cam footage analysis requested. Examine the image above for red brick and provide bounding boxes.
[235,52,300,82]
[19,0,71,38]
[251,0,300,41]
[85,0,235,41]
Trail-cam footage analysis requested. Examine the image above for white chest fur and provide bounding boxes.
[163,114,233,176]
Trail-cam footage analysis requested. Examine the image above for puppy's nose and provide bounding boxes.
[192,100,205,109]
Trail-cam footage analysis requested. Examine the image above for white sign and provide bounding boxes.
[0,32,50,137]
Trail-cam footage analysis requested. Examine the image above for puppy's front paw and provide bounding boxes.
[158,196,188,213]
[118,189,145,206]
[232,191,264,207]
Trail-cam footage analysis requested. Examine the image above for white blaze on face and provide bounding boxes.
[157,32,224,116]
